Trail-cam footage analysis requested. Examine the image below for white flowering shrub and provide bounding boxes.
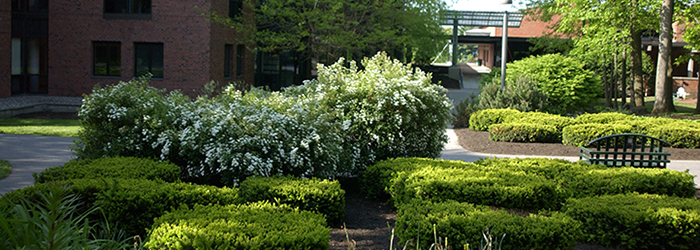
[74,77,189,162]
[175,88,345,185]
[302,52,453,171]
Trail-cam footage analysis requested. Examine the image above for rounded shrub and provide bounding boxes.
[32,157,181,184]
[301,52,453,172]
[562,123,632,147]
[74,77,189,161]
[476,75,549,112]
[647,125,700,148]
[144,202,330,250]
[238,176,345,226]
[468,108,522,131]
[506,54,602,114]
[488,122,560,143]
[505,111,576,132]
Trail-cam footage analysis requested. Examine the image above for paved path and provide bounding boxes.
[0,134,76,195]
[0,128,698,196]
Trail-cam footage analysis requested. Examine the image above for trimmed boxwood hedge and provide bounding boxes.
[503,111,576,132]
[562,123,632,147]
[469,109,522,131]
[395,200,582,250]
[144,202,330,250]
[563,193,700,250]
[648,125,700,148]
[390,164,564,210]
[0,178,239,236]
[238,176,345,225]
[574,112,634,124]
[32,157,181,183]
[488,123,559,143]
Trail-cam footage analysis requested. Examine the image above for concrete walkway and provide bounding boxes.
[0,134,76,195]
[0,128,698,196]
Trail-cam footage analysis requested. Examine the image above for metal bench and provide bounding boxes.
[579,133,671,168]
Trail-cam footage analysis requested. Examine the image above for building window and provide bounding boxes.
[135,42,163,78]
[229,0,242,18]
[93,42,121,77]
[224,44,233,78]
[236,44,245,77]
[104,0,151,19]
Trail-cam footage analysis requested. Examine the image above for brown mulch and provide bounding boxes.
[454,128,700,161]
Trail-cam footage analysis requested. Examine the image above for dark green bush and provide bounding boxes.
[506,54,602,114]
[395,200,582,250]
[648,124,700,148]
[452,95,479,128]
[238,176,345,225]
[32,157,181,184]
[390,165,564,210]
[468,109,522,131]
[1,178,239,237]
[476,75,549,112]
[563,193,700,250]
[144,202,330,250]
[488,123,559,143]
[562,123,632,147]
[574,112,634,124]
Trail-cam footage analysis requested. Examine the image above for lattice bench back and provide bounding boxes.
[579,133,671,168]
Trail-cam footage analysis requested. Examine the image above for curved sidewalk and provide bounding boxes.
[440,128,700,187]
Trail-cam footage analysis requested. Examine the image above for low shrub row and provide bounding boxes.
[563,193,700,250]
[395,200,582,250]
[469,109,700,148]
[32,157,181,183]
[488,123,559,143]
[239,176,345,225]
[1,178,239,237]
[144,202,330,250]
[365,158,698,249]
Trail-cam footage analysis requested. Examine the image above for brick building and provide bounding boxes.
[1,0,254,98]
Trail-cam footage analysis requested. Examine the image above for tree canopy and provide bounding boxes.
[212,0,449,64]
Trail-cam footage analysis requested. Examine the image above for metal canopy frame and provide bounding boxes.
[440,10,524,28]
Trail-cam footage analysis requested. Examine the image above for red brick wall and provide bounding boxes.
[0,1,11,98]
[48,0,215,97]
[209,0,255,88]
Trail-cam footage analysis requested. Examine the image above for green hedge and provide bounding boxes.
[563,193,700,250]
[503,111,576,131]
[1,178,239,236]
[575,112,634,124]
[395,200,582,250]
[238,176,345,225]
[488,123,559,143]
[561,167,696,199]
[469,109,522,131]
[144,202,330,250]
[648,125,700,148]
[390,164,564,210]
[562,123,632,147]
[32,157,181,184]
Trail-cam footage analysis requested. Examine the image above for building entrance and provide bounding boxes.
[11,0,48,95]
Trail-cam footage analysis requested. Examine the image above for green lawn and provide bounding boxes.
[0,160,10,180]
[0,118,81,137]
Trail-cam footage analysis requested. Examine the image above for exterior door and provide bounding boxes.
[11,0,49,95]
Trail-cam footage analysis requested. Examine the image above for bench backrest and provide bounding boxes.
[584,133,671,153]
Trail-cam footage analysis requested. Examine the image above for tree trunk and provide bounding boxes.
[695,72,700,114]
[653,0,675,114]
[631,30,645,107]
[604,55,611,107]
[613,51,619,109]
[621,48,628,107]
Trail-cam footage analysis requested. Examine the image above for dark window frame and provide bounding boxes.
[224,44,233,78]
[134,42,163,79]
[93,41,121,77]
[229,0,243,18]
[236,44,245,78]
[104,0,151,20]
